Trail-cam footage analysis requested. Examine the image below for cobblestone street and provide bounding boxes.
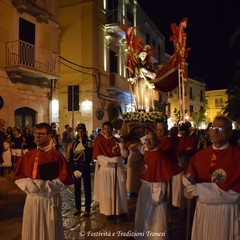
[0,173,187,240]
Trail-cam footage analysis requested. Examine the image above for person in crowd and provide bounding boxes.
[183,115,240,240]
[69,123,92,217]
[155,122,178,164]
[172,123,198,209]
[50,122,62,151]
[0,119,6,168]
[169,126,180,149]
[1,135,12,179]
[155,122,180,211]
[89,129,96,141]
[10,127,24,168]
[125,131,143,195]
[6,126,13,139]
[177,122,198,171]
[96,128,103,137]
[61,124,74,159]
[93,121,128,221]
[22,127,36,154]
[14,122,73,240]
[135,130,182,239]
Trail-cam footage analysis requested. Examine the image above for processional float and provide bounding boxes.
[119,17,190,137]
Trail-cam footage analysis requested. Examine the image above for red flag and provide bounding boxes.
[151,53,180,92]
[151,17,190,92]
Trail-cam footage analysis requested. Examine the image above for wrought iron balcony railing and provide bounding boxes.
[5,40,58,77]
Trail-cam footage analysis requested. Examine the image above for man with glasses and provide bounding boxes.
[183,115,240,240]
[14,122,73,240]
[135,130,182,239]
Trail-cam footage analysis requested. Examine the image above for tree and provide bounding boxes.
[223,72,240,127]
[191,110,206,129]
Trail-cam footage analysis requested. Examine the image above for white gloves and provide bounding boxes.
[15,178,65,196]
[186,184,198,198]
[74,170,82,178]
[112,157,119,163]
[97,155,124,166]
[46,178,65,194]
[182,174,197,199]
[26,178,40,193]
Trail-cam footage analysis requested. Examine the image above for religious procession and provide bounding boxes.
[1,17,240,240]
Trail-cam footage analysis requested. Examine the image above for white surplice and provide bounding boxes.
[15,178,66,240]
[94,155,128,215]
[190,183,240,240]
[135,180,168,240]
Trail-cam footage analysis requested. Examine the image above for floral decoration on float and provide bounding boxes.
[122,111,165,123]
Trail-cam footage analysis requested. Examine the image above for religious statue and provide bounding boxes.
[128,45,156,112]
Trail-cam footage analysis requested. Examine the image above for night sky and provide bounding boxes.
[137,0,240,90]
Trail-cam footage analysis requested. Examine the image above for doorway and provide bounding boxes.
[14,107,36,131]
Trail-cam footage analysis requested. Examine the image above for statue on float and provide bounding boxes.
[128,44,156,112]
[119,25,157,112]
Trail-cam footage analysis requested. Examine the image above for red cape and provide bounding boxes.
[186,145,240,192]
[140,148,182,182]
[14,148,73,185]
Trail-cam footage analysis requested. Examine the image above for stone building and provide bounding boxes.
[0,0,59,129]
[58,0,165,132]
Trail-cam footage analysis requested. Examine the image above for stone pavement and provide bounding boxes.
[0,174,188,240]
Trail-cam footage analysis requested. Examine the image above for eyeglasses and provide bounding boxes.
[33,132,48,136]
[145,138,156,142]
[209,126,226,132]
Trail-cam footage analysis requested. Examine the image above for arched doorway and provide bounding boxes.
[15,107,36,130]
[107,103,122,122]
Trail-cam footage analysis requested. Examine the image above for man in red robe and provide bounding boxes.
[14,122,73,240]
[135,130,182,239]
[93,121,128,221]
[183,115,240,240]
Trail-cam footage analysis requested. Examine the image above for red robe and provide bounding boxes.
[186,145,240,192]
[177,134,198,157]
[158,136,178,164]
[92,136,120,159]
[140,148,182,182]
[14,148,73,185]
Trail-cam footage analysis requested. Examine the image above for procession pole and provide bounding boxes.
[178,65,182,122]
[114,162,117,224]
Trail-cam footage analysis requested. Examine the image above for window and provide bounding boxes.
[215,96,223,107]
[145,32,150,44]
[205,97,208,106]
[19,18,35,67]
[126,9,133,26]
[110,50,118,86]
[189,105,194,116]
[189,87,193,99]
[152,39,156,48]
[200,89,204,101]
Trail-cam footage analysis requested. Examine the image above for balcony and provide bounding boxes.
[11,0,50,23]
[104,9,133,40]
[106,73,131,102]
[5,40,59,87]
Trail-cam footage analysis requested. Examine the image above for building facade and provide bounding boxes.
[205,89,228,124]
[0,0,208,132]
[0,0,59,129]
[58,0,165,132]
[165,77,206,127]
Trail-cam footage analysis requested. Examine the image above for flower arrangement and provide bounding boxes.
[122,111,165,123]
